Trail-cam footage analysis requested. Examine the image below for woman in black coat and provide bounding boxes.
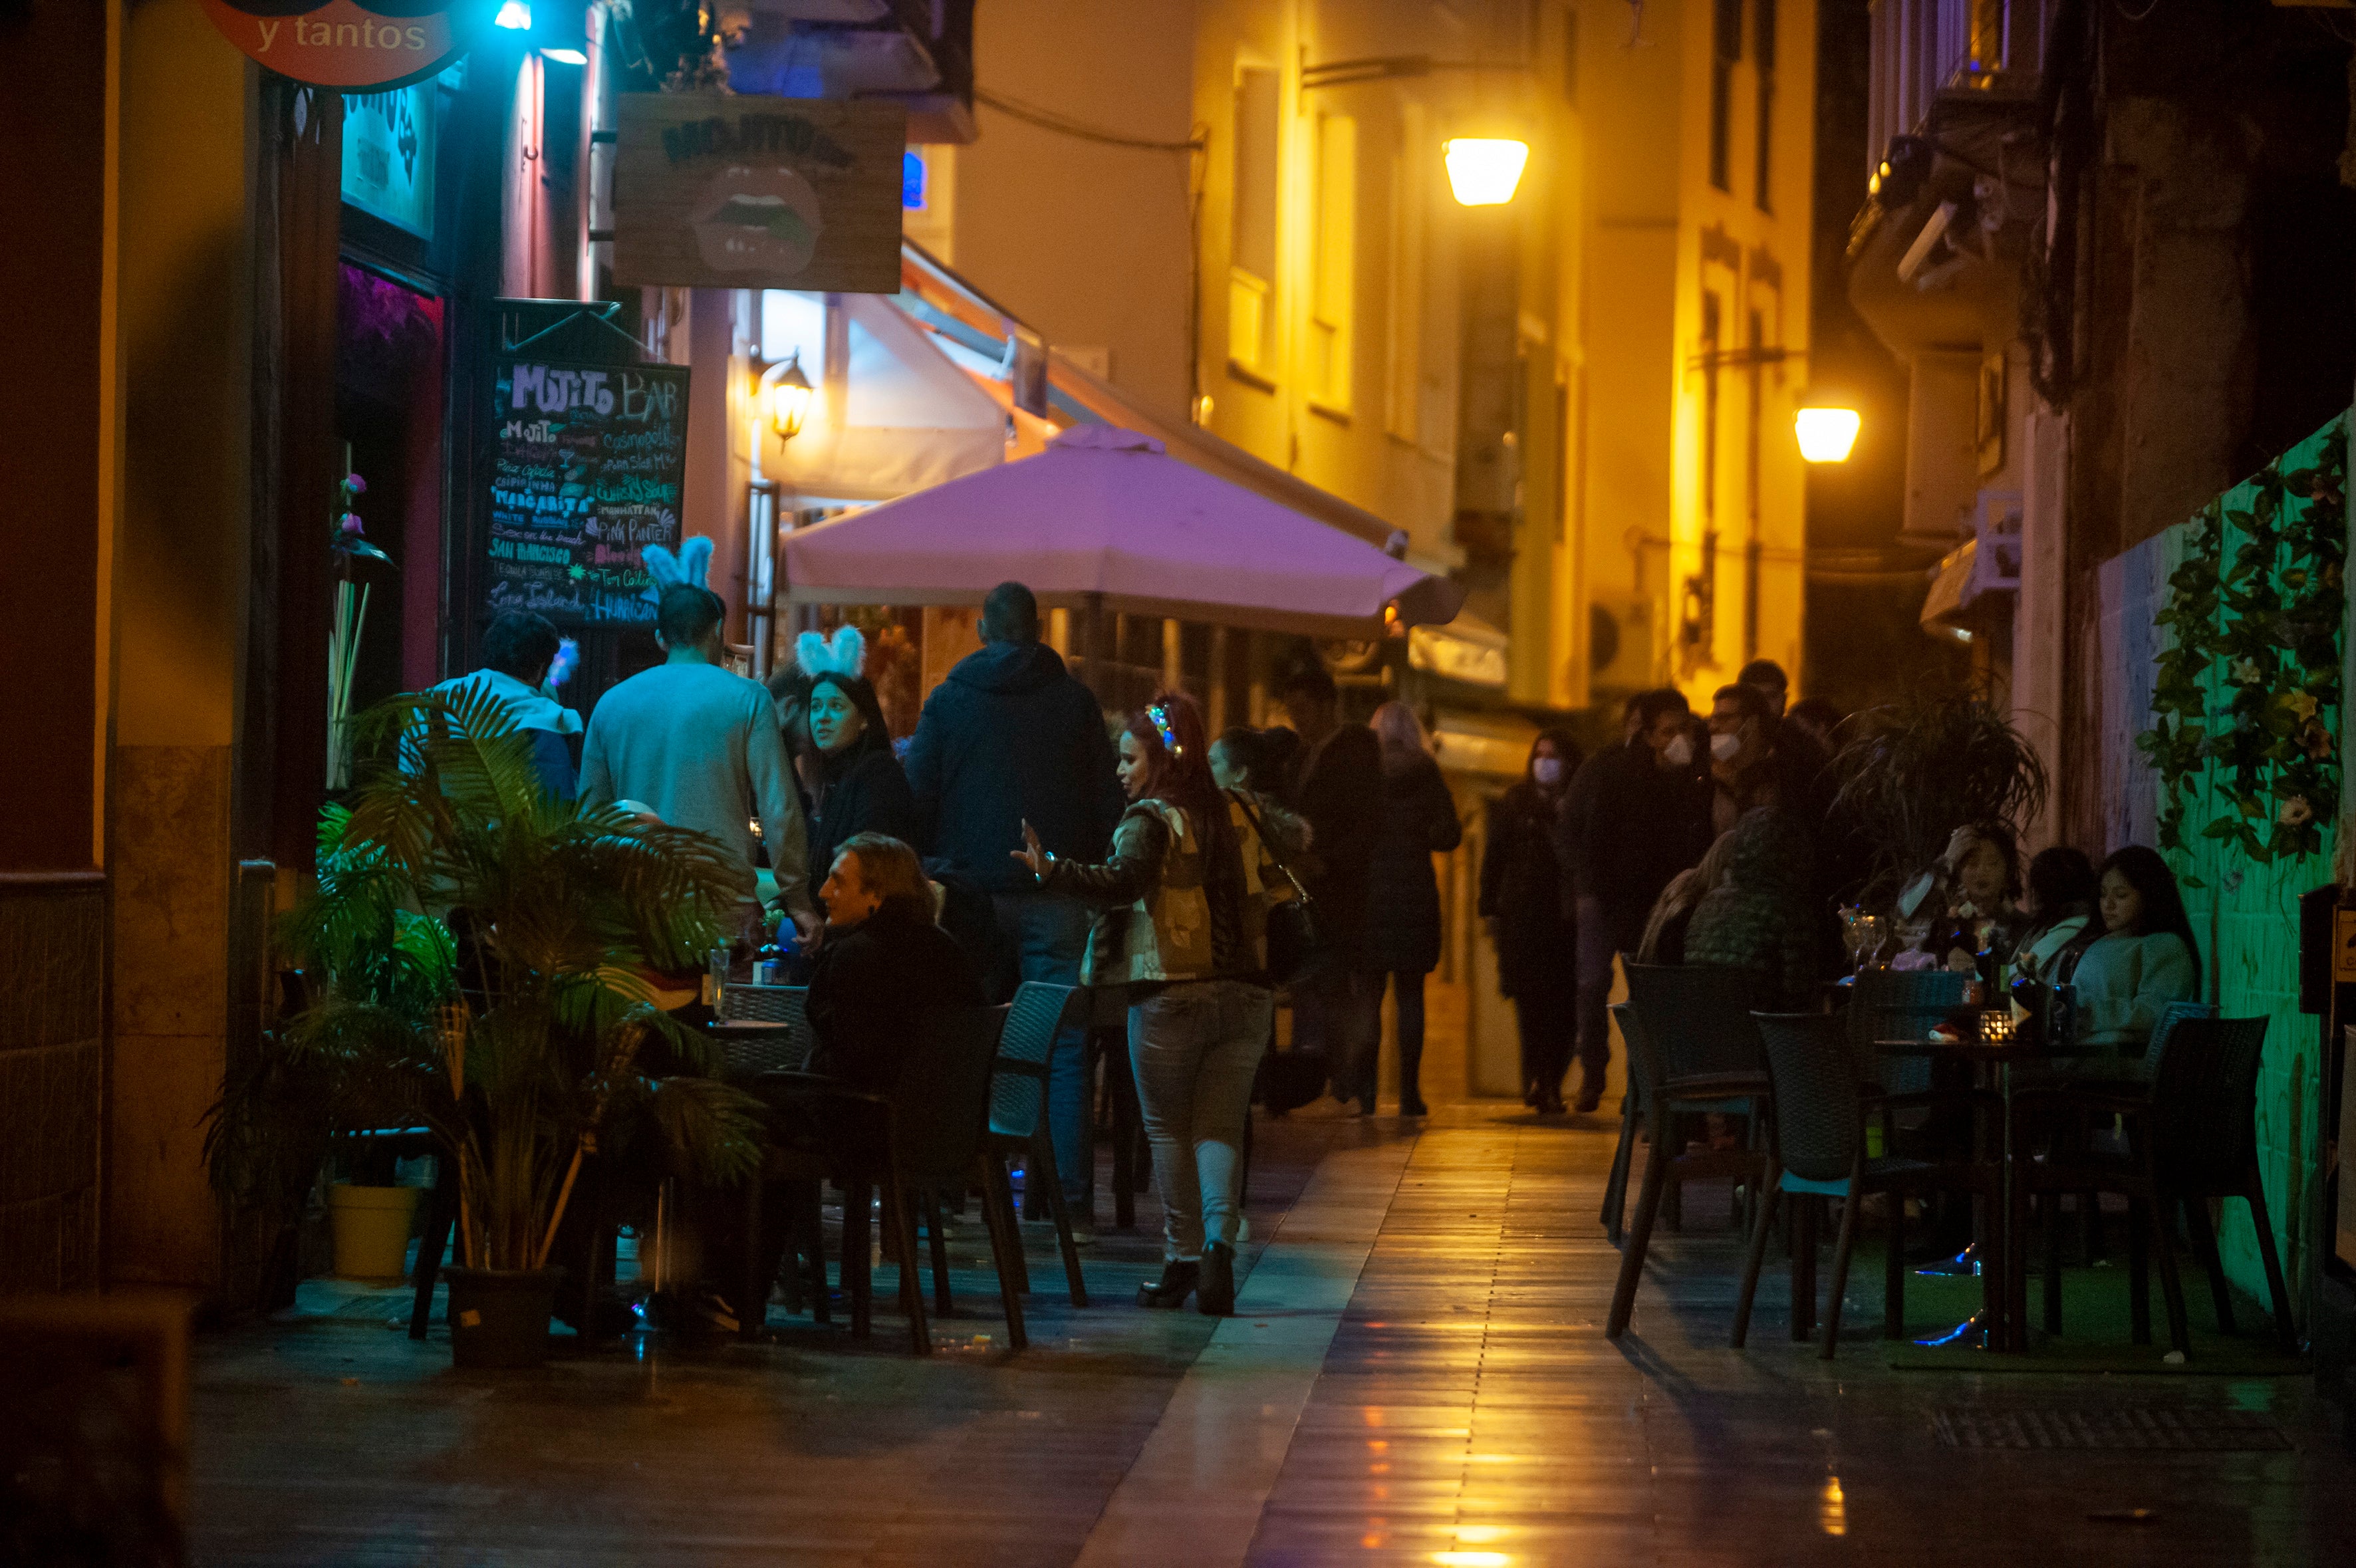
[1364,702,1464,1116]
[799,636,916,885]
[1479,729,1582,1113]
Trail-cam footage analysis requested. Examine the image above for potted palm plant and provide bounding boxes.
[266,683,764,1367]
[1830,689,2049,904]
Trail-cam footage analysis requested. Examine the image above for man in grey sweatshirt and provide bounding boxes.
[580,585,817,936]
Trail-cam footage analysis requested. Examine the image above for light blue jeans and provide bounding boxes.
[993,891,1095,1215]
[1129,980,1274,1262]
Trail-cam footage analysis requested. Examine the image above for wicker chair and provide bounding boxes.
[1605,964,1772,1340]
[1732,1012,1998,1357]
[1600,1001,1647,1243]
[985,981,1089,1307]
[2016,1014,2287,1353]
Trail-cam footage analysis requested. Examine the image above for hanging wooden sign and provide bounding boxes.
[612,95,908,295]
[199,1,477,90]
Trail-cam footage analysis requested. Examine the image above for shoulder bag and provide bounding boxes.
[1230,789,1324,985]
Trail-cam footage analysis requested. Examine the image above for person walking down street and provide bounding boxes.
[1480,729,1582,1113]
[905,581,1124,1232]
[1365,703,1462,1117]
[579,583,817,938]
[1278,664,1384,1115]
[427,608,582,799]
[1683,807,1822,1011]
[1014,692,1293,1316]
[1555,688,1710,1111]
[793,626,916,884]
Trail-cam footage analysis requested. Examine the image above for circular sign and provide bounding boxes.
[199,0,481,90]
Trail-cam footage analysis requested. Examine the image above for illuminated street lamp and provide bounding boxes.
[1794,393,1862,463]
[1444,138,1530,206]
[761,352,815,441]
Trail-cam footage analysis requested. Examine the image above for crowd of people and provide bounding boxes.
[448,581,2204,1323]
[1472,658,2207,1115]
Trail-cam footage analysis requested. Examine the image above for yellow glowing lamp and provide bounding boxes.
[1443,139,1529,206]
[763,353,815,440]
[1794,398,1862,463]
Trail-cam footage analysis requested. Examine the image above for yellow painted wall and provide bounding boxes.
[106,1,254,1288]
[950,0,1198,414]
[1573,0,1813,707]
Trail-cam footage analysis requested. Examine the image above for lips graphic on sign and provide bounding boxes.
[690,166,827,277]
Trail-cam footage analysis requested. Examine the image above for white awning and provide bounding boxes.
[759,291,1006,503]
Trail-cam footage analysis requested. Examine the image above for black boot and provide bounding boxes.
[1137,1257,1200,1309]
[1398,1040,1428,1117]
[1197,1242,1236,1315]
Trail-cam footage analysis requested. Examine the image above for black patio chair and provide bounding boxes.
[2018,1014,2286,1353]
[1599,1001,1648,1244]
[986,981,1089,1307]
[1605,964,1771,1341]
[1732,1012,1998,1357]
[750,1005,1027,1355]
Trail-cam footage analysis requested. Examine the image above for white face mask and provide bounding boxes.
[1532,756,1564,787]
[1710,730,1744,763]
[1662,732,1694,769]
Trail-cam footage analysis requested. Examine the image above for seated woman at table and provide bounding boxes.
[1894,821,2028,972]
[2011,845,2101,986]
[1683,807,1820,1011]
[804,833,982,1094]
[1635,828,1737,967]
[2069,844,2200,1059]
[1014,690,1300,1317]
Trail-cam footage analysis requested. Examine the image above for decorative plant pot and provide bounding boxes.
[444,1266,563,1369]
[327,1183,421,1282]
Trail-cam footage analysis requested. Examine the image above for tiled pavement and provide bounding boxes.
[187,1105,2356,1566]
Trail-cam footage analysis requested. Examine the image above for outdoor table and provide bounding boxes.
[704,1019,808,1080]
[1875,1031,2026,1347]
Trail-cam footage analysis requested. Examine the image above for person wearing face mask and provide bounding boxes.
[1480,729,1583,1112]
[793,627,916,894]
[1553,688,1711,1111]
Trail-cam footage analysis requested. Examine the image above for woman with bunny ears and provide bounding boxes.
[796,624,916,883]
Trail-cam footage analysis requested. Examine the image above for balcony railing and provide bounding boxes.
[1868,0,2048,174]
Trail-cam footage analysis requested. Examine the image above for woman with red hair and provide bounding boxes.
[1013,690,1303,1316]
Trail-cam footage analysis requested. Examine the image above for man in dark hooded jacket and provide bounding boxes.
[905,581,1123,1228]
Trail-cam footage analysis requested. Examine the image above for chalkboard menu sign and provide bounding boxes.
[484,356,692,626]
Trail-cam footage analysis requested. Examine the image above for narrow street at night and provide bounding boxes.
[16,1,2356,1563]
[186,1102,2356,1567]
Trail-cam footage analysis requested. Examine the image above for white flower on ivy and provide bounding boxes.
[2230,658,2263,685]
[2279,794,2315,828]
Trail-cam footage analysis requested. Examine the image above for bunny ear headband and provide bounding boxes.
[640,535,716,592]
[795,624,866,680]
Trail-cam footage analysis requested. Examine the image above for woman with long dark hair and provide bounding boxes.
[2071,845,2201,1057]
[1362,702,1464,1116]
[795,628,915,884]
[1480,729,1582,1112]
[2012,845,2100,985]
[1014,691,1298,1315]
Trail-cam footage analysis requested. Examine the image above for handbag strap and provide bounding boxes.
[1227,789,1311,902]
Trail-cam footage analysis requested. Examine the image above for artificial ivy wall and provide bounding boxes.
[2135,413,2345,1309]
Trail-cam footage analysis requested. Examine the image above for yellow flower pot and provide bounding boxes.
[328,1183,422,1282]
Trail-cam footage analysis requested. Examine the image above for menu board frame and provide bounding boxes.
[481,352,692,628]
